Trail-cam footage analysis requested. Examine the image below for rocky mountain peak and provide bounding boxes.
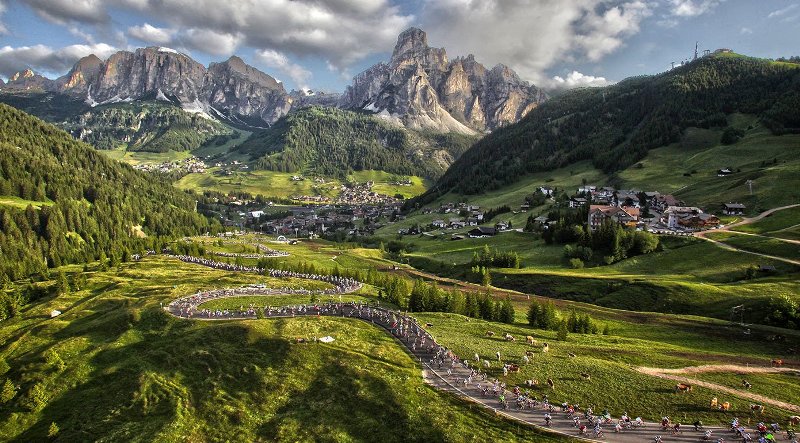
[341,28,547,133]
[392,27,429,59]
[390,27,448,69]
[10,69,35,82]
[209,55,284,92]
[59,54,104,92]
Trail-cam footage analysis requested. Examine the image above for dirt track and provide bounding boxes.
[636,365,800,413]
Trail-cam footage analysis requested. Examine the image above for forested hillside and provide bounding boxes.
[235,106,477,179]
[429,54,800,196]
[0,104,219,282]
[62,101,234,152]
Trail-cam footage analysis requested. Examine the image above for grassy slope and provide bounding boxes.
[413,312,798,426]
[370,116,800,321]
[0,256,562,442]
[175,169,429,200]
[101,147,193,165]
[705,232,800,261]
[731,206,800,241]
[0,196,53,210]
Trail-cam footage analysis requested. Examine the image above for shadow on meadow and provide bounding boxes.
[258,358,445,443]
[11,320,291,442]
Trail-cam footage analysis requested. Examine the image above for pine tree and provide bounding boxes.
[557,320,569,341]
[527,301,540,327]
[499,297,515,324]
[1,378,16,403]
[56,271,70,295]
[48,422,59,438]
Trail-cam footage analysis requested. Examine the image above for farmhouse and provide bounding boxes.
[722,203,746,215]
[431,219,447,228]
[717,168,733,177]
[468,226,496,238]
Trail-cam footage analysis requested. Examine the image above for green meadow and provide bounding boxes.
[0,256,563,442]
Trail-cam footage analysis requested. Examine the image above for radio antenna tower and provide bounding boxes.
[671,61,675,69]
[694,41,699,60]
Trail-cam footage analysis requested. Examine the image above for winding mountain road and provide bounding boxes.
[165,275,796,442]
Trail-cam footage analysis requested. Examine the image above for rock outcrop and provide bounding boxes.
[4,69,54,91]
[340,27,547,133]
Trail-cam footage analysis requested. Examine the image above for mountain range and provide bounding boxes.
[0,28,545,134]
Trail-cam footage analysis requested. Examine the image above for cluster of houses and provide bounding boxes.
[557,185,743,233]
[244,202,404,238]
[424,203,485,229]
[134,156,207,174]
[401,202,515,239]
[333,182,400,206]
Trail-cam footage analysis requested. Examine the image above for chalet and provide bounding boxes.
[717,168,733,177]
[569,197,588,208]
[431,219,447,228]
[664,206,720,229]
[468,226,496,238]
[539,186,554,197]
[467,217,480,226]
[495,221,510,231]
[520,203,531,211]
[577,185,596,194]
[722,203,746,215]
[588,205,640,231]
[653,194,682,211]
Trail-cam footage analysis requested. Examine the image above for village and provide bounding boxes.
[133,156,208,174]
[399,183,746,240]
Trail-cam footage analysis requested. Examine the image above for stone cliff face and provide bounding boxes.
[204,56,292,124]
[46,48,292,125]
[90,48,207,105]
[340,27,547,133]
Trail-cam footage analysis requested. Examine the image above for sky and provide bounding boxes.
[0,0,797,92]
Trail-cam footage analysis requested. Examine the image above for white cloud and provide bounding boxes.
[128,23,175,45]
[181,28,242,56]
[0,43,117,78]
[768,3,797,18]
[255,49,312,89]
[740,27,753,34]
[667,0,722,17]
[420,0,651,85]
[548,70,612,89]
[116,0,413,71]
[21,0,109,24]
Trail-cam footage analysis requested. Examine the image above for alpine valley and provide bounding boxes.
[1,11,800,443]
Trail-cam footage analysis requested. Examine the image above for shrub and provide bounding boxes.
[48,422,59,438]
[569,258,584,269]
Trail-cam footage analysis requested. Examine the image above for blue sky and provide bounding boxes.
[0,0,798,92]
